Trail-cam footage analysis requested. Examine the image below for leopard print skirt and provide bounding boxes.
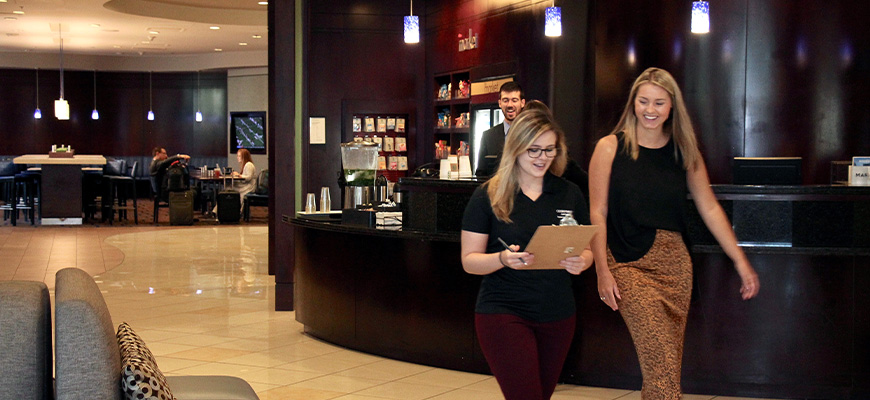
[607,229,692,400]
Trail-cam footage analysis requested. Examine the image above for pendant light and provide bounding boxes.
[91,70,99,120]
[403,0,419,44]
[195,71,203,123]
[147,71,155,121]
[691,1,710,34]
[545,1,562,37]
[34,68,42,119]
[54,24,69,120]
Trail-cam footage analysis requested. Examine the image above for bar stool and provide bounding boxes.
[11,171,40,226]
[105,161,138,224]
[0,175,15,224]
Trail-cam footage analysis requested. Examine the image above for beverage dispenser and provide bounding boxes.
[340,139,379,209]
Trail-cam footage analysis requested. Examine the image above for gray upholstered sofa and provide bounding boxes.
[0,268,260,400]
[0,281,53,400]
[54,267,260,400]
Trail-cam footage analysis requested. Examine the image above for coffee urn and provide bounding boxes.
[340,139,379,209]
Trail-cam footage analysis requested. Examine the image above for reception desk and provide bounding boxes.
[13,154,106,225]
[286,179,870,399]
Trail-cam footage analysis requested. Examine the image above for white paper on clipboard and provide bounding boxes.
[522,225,599,270]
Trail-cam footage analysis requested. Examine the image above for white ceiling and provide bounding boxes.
[0,0,268,57]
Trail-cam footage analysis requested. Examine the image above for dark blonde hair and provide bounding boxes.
[237,148,253,167]
[485,109,567,222]
[520,100,552,116]
[610,67,700,170]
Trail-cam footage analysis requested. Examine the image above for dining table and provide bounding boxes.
[13,154,107,225]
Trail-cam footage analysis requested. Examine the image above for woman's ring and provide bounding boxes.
[600,296,606,301]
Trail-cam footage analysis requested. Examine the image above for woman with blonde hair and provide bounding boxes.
[461,109,592,400]
[588,67,759,399]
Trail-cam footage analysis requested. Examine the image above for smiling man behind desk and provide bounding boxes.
[475,81,526,177]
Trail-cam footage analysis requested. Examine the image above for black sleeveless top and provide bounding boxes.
[607,133,688,262]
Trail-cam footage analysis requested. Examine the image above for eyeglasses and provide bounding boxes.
[527,147,558,158]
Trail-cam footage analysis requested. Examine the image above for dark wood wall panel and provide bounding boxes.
[0,69,227,157]
[745,0,870,183]
[306,0,426,198]
[590,0,870,184]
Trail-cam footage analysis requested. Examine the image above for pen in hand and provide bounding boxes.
[497,237,526,265]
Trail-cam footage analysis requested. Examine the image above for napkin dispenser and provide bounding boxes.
[341,208,376,227]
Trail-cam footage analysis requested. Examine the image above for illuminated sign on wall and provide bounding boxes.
[458,29,478,52]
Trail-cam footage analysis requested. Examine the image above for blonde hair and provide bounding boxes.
[485,109,567,222]
[609,67,700,170]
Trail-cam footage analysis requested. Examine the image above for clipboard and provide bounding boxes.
[522,225,599,270]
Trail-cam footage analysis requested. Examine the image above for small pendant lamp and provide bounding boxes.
[195,71,203,123]
[545,1,562,37]
[91,70,100,120]
[34,68,42,119]
[147,71,155,121]
[691,1,710,34]
[54,25,69,120]
[404,0,419,44]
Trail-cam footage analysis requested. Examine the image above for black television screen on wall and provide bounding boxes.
[229,111,266,154]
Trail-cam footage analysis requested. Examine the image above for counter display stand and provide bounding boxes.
[352,114,409,183]
[433,70,470,158]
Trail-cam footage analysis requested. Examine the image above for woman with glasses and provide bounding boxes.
[589,67,760,399]
[461,109,593,400]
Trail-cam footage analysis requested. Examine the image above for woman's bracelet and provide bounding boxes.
[498,251,509,268]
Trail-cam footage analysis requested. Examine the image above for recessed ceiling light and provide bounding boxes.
[149,30,159,35]
[239,42,248,46]
[210,26,221,30]
[252,35,262,39]
[258,1,268,5]
[214,48,223,52]
[91,24,101,28]
[12,10,24,15]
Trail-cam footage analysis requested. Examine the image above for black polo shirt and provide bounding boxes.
[461,173,590,322]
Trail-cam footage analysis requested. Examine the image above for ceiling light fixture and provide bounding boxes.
[91,70,99,120]
[258,1,268,5]
[209,26,220,30]
[691,1,710,34]
[55,25,69,120]
[195,71,203,123]
[545,1,562,37]
[34,68,41,119]
[147,71,155,121]
[403,0,419,44]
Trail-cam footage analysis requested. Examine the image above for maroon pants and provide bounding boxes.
[475,313,576,400]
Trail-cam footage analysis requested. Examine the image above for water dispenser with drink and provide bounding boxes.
[340,139,379,209]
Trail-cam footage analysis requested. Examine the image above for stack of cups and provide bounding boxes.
[305,193,317,213]
[320,187,331,212]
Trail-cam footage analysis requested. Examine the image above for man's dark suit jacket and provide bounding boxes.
[475,122,505,177]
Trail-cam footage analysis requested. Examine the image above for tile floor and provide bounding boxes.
[0,225,782,400]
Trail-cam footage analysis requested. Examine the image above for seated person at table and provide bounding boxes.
[149,147,190,197]
[213,149,257,214]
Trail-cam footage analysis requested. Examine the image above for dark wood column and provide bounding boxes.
[269,0,297,310]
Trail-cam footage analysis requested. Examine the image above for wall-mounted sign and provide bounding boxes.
[469,77,515,104]
[470,77,514,97]
[458,29,479,52]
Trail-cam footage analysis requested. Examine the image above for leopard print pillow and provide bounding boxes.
[117,322,176,400]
